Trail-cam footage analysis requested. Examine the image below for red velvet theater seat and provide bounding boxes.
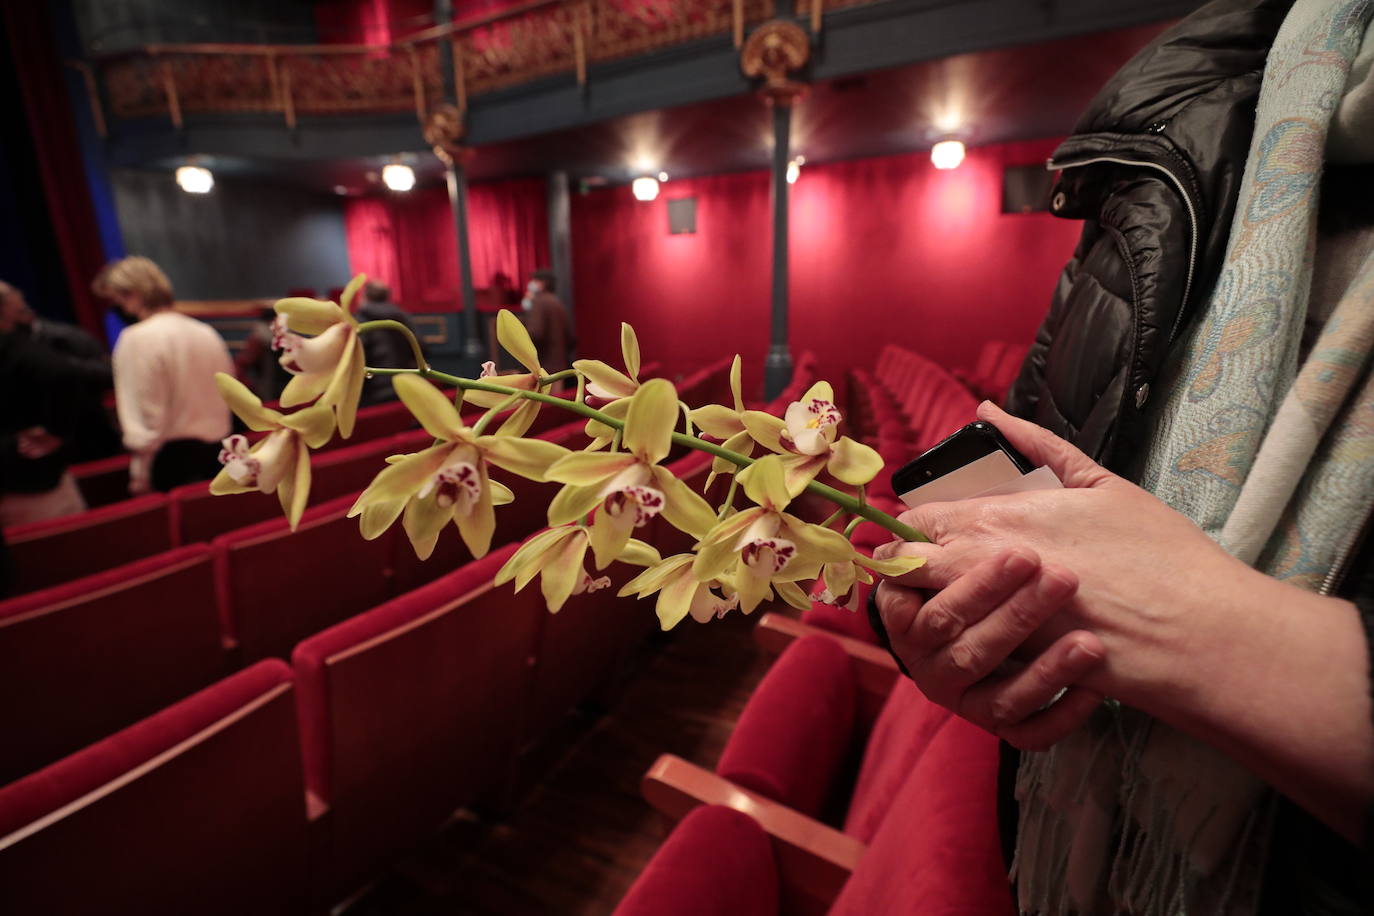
[3,493,172,595]
[213,492,398,664]
[621,716,1013,916]
[611,806,780,916]
[315,398,416,452]
[69,452,132,508]
[0,660,310,916]
[0,544,225,784]
[292,542,543,899]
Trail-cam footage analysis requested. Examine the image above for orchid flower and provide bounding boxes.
[210,374,335,530]
[576,322,643,404]
[811,551,926,607]
[544,378,717,570]
[619,554,740,630]
[274,274,367,438]
[741,381,883,498]
[687,355,755,489]
[347,374,571,560]
[495,525,661,613]
[464,310,550,437]
[692,455,856,614]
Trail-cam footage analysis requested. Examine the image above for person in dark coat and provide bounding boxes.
[355,281,425,405]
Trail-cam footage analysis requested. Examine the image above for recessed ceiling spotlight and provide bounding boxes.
[931,139,966,170]
[382,163,416,192]
[632,176,660,201]
[175,165,214,194]
[332,185,348,195]
[658,171,669,182]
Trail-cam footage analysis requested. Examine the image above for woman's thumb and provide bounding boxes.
[974,401,1112,488]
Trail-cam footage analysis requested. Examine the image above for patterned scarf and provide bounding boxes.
[1013,2,1374,913]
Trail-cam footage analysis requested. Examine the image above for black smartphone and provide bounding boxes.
[891,422,1033,508]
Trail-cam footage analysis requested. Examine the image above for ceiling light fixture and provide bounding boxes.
[175,165,214,194]
[382,163,416,192]
[931,139,966,170]
[786,155,805,185]
[658,171,669,182]
[632,176,660,201]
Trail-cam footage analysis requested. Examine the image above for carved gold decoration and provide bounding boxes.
[740,19,809,104]
[423,103,472,166]
[92,0,792,124]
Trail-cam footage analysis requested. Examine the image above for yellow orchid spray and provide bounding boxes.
[210,273,929,624]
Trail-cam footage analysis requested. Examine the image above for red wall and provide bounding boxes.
[571,138,1081,400]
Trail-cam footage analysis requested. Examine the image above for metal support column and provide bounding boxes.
[764,101,794,401]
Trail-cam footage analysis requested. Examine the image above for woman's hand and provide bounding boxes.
[876,547,1107,750]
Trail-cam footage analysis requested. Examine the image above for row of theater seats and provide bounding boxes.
[609,343,1022,915]
[0,356,749,913]
[953,338,1031,404]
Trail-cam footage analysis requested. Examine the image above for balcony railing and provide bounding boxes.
[86,0,808,131]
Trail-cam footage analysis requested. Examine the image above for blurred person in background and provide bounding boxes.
[96,257,233,494]
[233,306,291,402]
[355,280,423,405]
[521,269,574,372]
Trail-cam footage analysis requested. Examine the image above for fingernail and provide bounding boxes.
[1036,570,1074,600]
[1066,642,1102,665]
[1003,551,1036,579]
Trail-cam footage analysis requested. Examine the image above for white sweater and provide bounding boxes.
[112,310,234,488]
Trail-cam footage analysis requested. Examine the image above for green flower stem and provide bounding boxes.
[365,365,928,543]
[678,401,694,437]
[473,392,525,436]
[820,507,847,529]
[539,369,578,387]
[843,516,866,539]
[718,475,740,521]
[356,320,427,372]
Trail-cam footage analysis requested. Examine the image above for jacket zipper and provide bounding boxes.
[1047,154,1199,347]
[1321,510,1371,596]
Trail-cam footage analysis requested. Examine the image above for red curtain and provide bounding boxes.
[571,139,1082,398]
[344,177,549,310]
[2,3,108,340]
[313,0,434,44]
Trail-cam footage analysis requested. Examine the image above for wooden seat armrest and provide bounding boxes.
[642,753,863,910]
[754,613,900,706]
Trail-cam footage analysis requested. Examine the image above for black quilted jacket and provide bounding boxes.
[1006,0,1293,473]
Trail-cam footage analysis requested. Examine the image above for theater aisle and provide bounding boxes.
[343,603,782,915]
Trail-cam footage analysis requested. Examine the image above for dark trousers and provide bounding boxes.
[151,439,222,492]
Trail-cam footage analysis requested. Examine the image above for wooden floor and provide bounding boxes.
[342,604,779,916]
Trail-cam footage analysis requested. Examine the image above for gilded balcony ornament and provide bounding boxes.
[740,19,809,105]
[424,102,473,166]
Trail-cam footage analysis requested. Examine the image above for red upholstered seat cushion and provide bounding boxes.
[0,544,225,783]
[842,678,954,844]
[829,715,1014,916]
[801,586,878,644]
[3,493,172,594]
[612,805,779,916]
[715,634,857,817]
[68,453,132,508]
[293,542,542,897]
[0,660,309,915]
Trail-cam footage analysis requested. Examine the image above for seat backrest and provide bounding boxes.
[310,428,433,506]
[0,544,225,784]
[170,481,284,547]
[317,398,417,451]
[829,715,1014,916]
[214,492,397,664]
[0,660,309,916]
[68,453,132,508]
[842,678,955,844]
[3,494,173,595]
[292,542,542,898]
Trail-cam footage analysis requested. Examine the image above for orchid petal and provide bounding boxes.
[497,309,542,374]
[729,355,745,412]
[545,451,638,486]
[860,553,928,577]
[349,445,452,515]
[619,554,693,597]
[621,323,641,379]
[454,467,496,559]
[778,453,828,499]
[495,527,571,589]
[734,563,773,615]
[278,402,336,449]
[584,397,630,445]
[278,436,311,531]
[279,370,333,409]
[624,378,677,465]
[209,465,256,495]
[692,507,765,580]
[215,374,283,431]
[464,372,536,409]
[738,455,791,510]
[774,580,814,611]
[489,479,515,506]
[801,380,835,405]
[478,435,570,481]
[394,374,467,441]
[656,567,702,630]
[333,340,366,438]
[402,492,452,561]
[619,538,662,568]
[547,482,605,526]
[589,501,638,570]
[250,429,297,495]
[689,404,745,440]
[541,529,589,612]
[339,273,366,313]
[823,560,858,602]
[741,411,787,454]
[650,466,717,540]
[275,297,345,335]
[827,437,883,486]
[575,359,637,400]
[358,497,407,540]
[496,399,541,438]
[781,515,857,565]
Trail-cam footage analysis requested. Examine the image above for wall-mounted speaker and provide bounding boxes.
[667,196,697,234]
[1002,164,1054,214]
